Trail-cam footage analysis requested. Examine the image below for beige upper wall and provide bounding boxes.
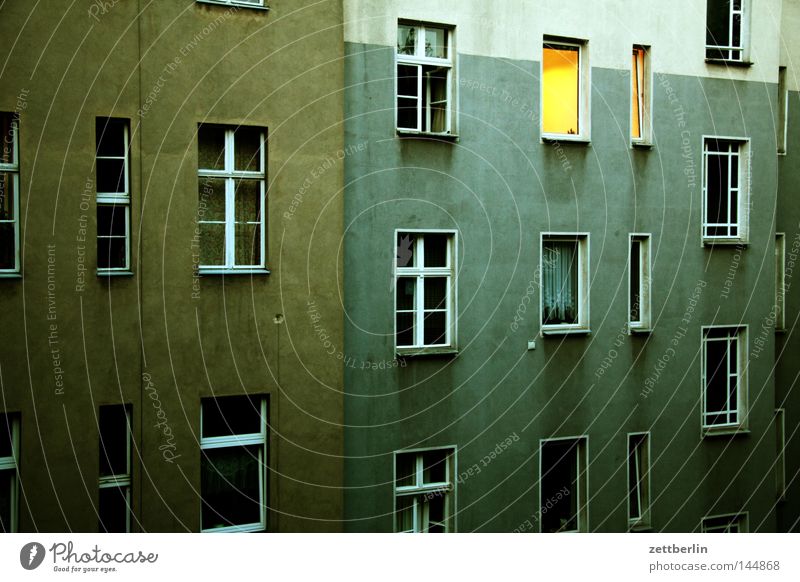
[781,0,800,90]
[345,0,783,82]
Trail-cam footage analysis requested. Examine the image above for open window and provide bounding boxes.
[629,234,651,332]
[539,437,588,533]
[778,67,788,154]
[0,413,19,532]
[540,233,590,334]
[96,118,131,274]
[396,22,454,136]
[701,512,748,532]
[631,46,651,145]
[701,326,748,435]
[542,37,589,141]
[776,233,786,331]
[705,0,747,62]
[627,433,650,530]
[702,137,750,244]
[0,113,20,274]
[394,448,455,533]
[98,405,132,532]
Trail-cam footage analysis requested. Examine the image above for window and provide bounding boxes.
[702,137,749,243]
[701,512,747,532]
[98,405,132,532]
[539,437,588,533]
[705,0,746,62]
[702,326,748,433]
[0,413,19,533]
[396,22,454,135]
[629,234,651,331]
[197,125,266,272]
[0,113,19,274]
[627,433,650,530]
[631,46,651,144]
[200,396,267,532]
[775,408,786,501]
[198,0,267,7]
[394,230,456,353]
[394,448,455,533]
[96,118,131,273]
[542,38,589,140]
[778,67,787,154]
[776,233,785,331]
[541,234,589,333]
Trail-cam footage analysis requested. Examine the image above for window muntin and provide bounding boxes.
[776,233,786,331]
[631,46,650,143]
[197,125,266,271]
[96,118,131,273]
[627,433,650,529]
[395,22,453,135]
[776,408,786,500]
[394,231,456,352]
[0,113,20,273]
[394,448,454,533]
[702,138,749,243]
[706,0,744,62]
[98,405,132,533]
[539,437,588,533]
[541,234,589,332]
[701,512,747,532]
[702,326,748,431]
[629,234,651,330]
[0,413,19,533]
[200,396,267,533]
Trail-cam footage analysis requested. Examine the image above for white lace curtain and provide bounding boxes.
[542,241,578,325]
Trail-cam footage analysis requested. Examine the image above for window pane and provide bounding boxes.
[397,277,416,310]
[98,486,128,533]
[422,449,448,484]
[425,26,447,59]
[396,312,415,347]
[542,240,579,325]
[424,277,447,310]
[0,415,12,458]
[201,445,263,530]
[198,125,226,171]
[99,406,128,477]
[202,396,262,438]
[234,223,261,266]
[543,44,580,135]
[630,240,641,322]
[397,24,416,55]
[395,495,414,532]
[97,237,126,270]
[425,495,446,532]
[423,311,446,345]
[95,118,126,158]
[397,64,420,97]
[199,223,225,266]
[706,0,732,50]
[705,339,729,423]
[425,68,448,133]
[198,178,226,222]
[706,153,729,226]
[424,234,448,267]
[0,470,12,533]
[234,127,262,172]
[0,223,15,270]
[396,232,415,268]
[397,98,419,130]
[0,114,16,165]
[631,48,645,139]
[396,453,416,487]
[97,205,126,238]
[96,158,126,194]
[235,180,260,223]
[541,440,579,533]
[0,172,14,220]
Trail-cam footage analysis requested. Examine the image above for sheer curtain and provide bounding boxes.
[542,241,578,325]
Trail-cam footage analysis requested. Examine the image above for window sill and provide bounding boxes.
[704,58,752,68]
[197,268,270,276]
[629,522,652,533]
[200,523,266,533]
[629,326,652,335]
[396,347,458,358]
[776,328,787,334]
[97,270,134,277]
[702,238,748,247]
[195,0,270,11]
[631,141,653,150]
[541,327,591,336]
[541,135,590,145]
[396,130,459,142]
[0,272,22,279]
[702,425,749,438]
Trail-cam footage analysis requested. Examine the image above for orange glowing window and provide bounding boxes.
[542,43,580,136]
[631,47,647,141]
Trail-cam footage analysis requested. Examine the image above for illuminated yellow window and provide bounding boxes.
[631,46,649,143]
[542,43,580,136]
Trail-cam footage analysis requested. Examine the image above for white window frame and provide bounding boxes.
[0,113,20,275]
[394,229,457,354]
[627,432,650,531]
[701,325,749,435]
[395,21,455,136]
[630,45,652,146]
[700,512,748,532]
[701,136,750,245]
[776,233,786,331]
[393,446,456,533]
[0,413,19,532]
[197,125,267,274]
[628,234,652,332]
[775,408,786,501]
[98,405,132,533]
[705,0,749,63]
[96,118,131,274]
[540,233,590,334]
[538,435,589,533]
[200,397,267,533]
[541,37,591,142]
[196,0,269,9]
[778,66,788,154]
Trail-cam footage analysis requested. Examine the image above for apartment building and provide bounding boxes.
[0,0,344,532]
[342,0,797,532]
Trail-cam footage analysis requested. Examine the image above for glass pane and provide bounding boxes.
[396,312,415,347]
[706,0,731,49]
[395,453,416,487]
[631,48,645,139]
[397,98,419,130]
[97,205,126,238]
[422,449,448,484]
[396,232,415,268]
[425,27,447,59]
[705,339,729,422]
[198,178,226,222]
[95,118,126,158]
[425,495,446,532]
[424,234,448,267]
[201,445,263,530]
[397,64,420,97]
[96,158,126,194]
[202,396,263,438]
[97,237,126,270]
[706,153,729,225]
[99,406,129,477]
[0,470,12,533]
[423,311,446,345]
[630,240,641,322]
[0,114,17,165]
[198,125,226,171]
[542,240,579,325]
[543,44,580,135]
[0,415,12,458]
[0,172,14,220]
[397,24,416,55]
[234,127,262,172]
[0,223,15,270]
[424,277,446,310]
[730,153,739,189]
[541,440,579,533]
[235,180,261,223]
[98,486,128,533]
[199,223,225,266]
[395,495,414,532]
[234,223,261,266]
[425,68,448,133]
[397,277,416,310]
